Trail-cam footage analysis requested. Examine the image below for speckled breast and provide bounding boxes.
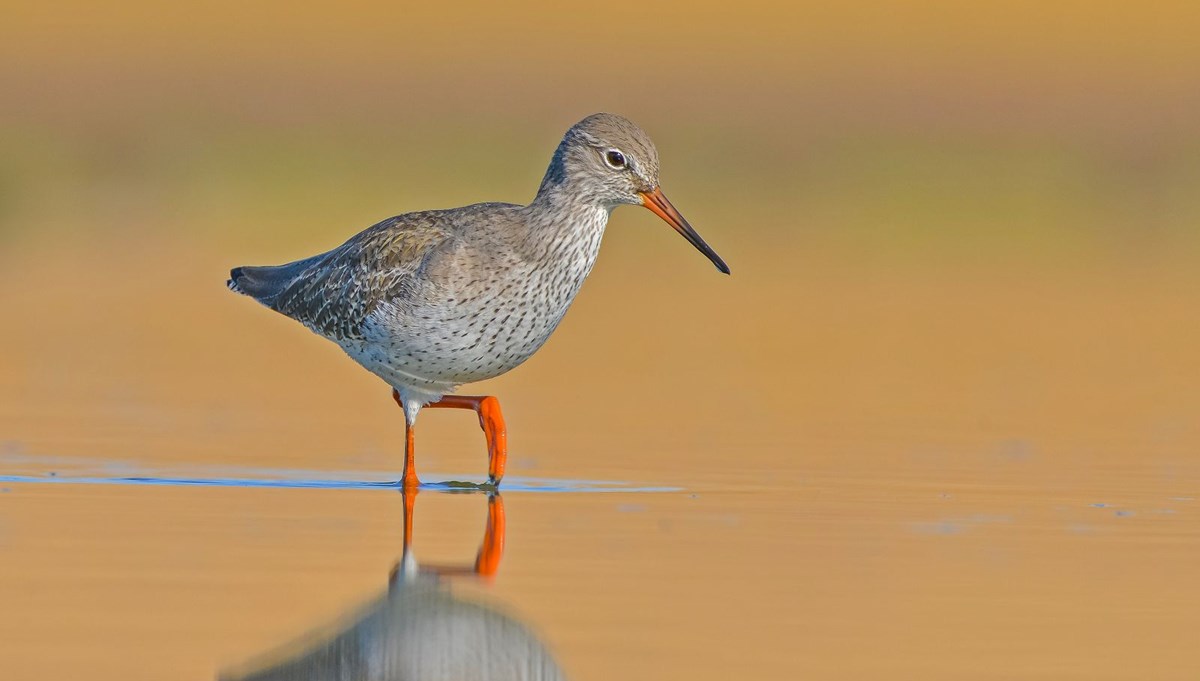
[351,210,607,392]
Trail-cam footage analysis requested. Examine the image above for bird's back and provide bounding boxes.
[228,206,506,341]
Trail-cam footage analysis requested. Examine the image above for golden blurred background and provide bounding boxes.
[2,2,1200,679]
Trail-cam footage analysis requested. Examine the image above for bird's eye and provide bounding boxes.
[604,149,627,169]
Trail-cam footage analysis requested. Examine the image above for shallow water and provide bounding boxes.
[1,452,1196,680]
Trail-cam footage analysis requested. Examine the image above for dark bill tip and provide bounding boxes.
[639,187,730,275]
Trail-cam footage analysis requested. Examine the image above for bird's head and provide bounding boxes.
[538,112,729,274]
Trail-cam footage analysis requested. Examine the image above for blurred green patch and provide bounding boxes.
[2,118,1198,267]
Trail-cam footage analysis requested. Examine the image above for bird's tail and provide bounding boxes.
[227,263,300,304]
[227,266,250,294]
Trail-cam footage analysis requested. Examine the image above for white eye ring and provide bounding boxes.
[603,149,627,169]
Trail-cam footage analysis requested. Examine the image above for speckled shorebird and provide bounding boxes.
[228,113,729,488]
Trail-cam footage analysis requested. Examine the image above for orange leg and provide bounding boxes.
[392,390,421,489]
[424,395,508,486]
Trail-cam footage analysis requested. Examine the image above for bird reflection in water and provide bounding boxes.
[221,491,565,681]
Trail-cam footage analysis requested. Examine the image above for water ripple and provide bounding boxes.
[0,455,681,494]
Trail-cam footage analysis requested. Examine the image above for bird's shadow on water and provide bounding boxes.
[0,453,681,494]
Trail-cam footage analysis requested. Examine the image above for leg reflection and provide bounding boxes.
[474,493,505,578]
[226,490,563,681]
[393,488,506,586]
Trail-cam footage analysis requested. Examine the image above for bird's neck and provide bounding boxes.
[519,185,611,267]
[526,181,612,235]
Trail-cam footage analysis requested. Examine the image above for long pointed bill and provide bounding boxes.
[639,187,730,274]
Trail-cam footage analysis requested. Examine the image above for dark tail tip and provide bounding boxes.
[227,266,246,293]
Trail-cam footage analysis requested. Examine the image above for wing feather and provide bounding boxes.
[236,212,457,340]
